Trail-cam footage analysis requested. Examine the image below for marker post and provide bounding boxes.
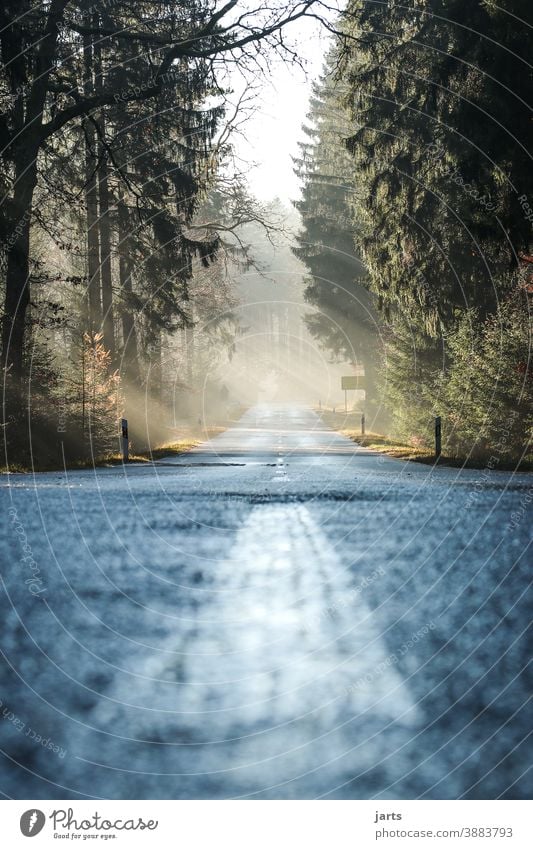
[121,418,129,462]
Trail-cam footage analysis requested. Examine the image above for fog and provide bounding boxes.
[166,213,368,436]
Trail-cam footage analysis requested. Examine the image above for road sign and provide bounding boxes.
[341,375,366,412]
[341,376,366,390]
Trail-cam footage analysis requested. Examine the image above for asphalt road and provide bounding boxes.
[0,405,531,799]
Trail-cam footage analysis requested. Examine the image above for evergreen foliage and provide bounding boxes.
[292,54,379,396]
[294,1,532,460]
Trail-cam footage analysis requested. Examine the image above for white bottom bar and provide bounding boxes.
[1,800,530,847]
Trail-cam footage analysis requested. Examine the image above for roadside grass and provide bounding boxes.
[77,437,202,468]
[92,428,227,467]
[342,429,436,463]
[317,407,533,471]
[1,426,228,474]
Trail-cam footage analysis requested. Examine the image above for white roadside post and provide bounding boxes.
[121,418,129,462]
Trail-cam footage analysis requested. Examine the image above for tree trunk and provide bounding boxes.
[185,317,195,388]
[1,0,65,385]
[1,157,38,380]
[150,330,162,404]
[117,193,140,385]
[83,25,101,332]
[97,136,115,357]
[94,32,115,358]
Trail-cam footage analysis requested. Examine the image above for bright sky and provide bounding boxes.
[231,18,331,203]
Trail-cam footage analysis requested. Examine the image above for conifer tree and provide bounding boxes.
[293,55,379,397]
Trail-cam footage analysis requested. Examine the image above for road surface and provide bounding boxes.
[0,405,531,799]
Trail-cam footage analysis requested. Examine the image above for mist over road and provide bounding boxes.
[1,405,531,799]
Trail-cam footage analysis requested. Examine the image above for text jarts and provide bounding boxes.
[374,811,402,823]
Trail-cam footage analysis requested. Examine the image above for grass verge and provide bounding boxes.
[342,430,438,464]
[1,427,228,474]
[317,408,533,471]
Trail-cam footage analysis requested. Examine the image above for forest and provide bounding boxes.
[296,0,532,463]
[1,0,531,468]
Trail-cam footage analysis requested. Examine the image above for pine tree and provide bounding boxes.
[293,54,379,397]
[334,0,532,455]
